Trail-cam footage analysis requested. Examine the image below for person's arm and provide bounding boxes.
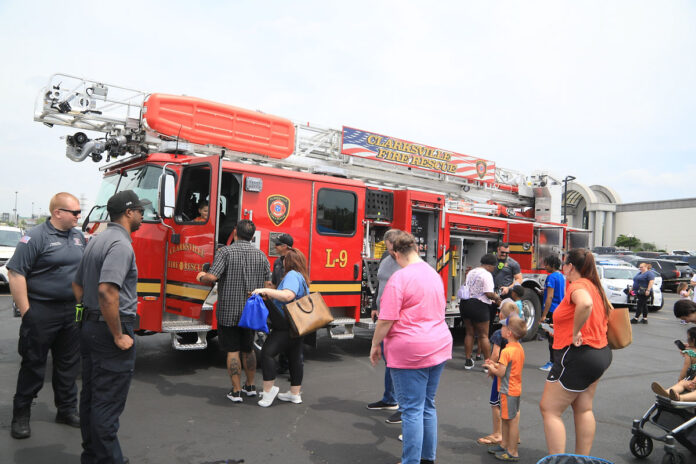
[370,319,396,366]
[571,288,593,346]
[98,282,133,350]
[483,359,506,377]
[252,286,296,302]
[490,343,502,363]
[679,354,690,381]
[72,282,84,305]
[8,270,30,316]
[646,275,655,296]
[542,287,555,321]
[196,272,219,285]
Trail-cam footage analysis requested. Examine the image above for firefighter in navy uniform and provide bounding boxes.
[72,190,149,464]
[8,192,85,439]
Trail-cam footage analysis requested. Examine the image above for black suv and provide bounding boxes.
[628,258,694,292]
[659,255,696,270]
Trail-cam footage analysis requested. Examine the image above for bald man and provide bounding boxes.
[7,192,86,439]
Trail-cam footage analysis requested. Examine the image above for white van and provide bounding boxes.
[0,226,23,288]
[596,259,663,311]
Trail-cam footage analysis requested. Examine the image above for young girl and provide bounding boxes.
[652,327,696,401]
[678,282,690,299]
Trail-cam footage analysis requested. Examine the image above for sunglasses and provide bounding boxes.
[59,208,81,217]
[499,252,509,256]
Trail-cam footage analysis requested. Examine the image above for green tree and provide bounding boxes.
[615,234,640,250]
[639,242,657,251]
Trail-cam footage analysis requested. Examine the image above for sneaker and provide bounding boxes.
[241,384,257,397]
[385,411,402,424]
[226,390,243,403]
[475,354,484,361]
[641,319,648,324]
[630,318,639,324]
[277,391,302,404]
[398,434,403,442]
[464,358,474,370]
[258,386,279,407]
[366,400,399,410]
[539,361,553,372]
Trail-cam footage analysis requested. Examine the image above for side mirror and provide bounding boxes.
[158,170,176,219]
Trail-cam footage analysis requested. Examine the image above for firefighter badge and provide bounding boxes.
[475,160,487,179]
[267,195,290,226]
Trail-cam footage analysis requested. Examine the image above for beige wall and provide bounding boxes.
[615,206,696,251]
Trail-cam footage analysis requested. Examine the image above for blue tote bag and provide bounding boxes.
[239,294,269,333]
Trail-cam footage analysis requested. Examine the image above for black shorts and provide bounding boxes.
[218,325,254,353]
[459,298,491,323]
[547,344,612,392]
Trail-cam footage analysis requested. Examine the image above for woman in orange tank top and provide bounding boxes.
[539,249,613,456]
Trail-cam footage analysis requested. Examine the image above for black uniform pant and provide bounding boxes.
[14,299,80,413]
[80,319,135,464]
[634,292,650,319]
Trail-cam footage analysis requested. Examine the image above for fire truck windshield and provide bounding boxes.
[91,165,161,222]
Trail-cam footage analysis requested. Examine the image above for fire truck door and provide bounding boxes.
[164,155,221,322]
[310,183,364,317]
[411,209,439,268]
[448,235,490,307]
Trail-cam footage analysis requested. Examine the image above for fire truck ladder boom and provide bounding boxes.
[35,73,533,207]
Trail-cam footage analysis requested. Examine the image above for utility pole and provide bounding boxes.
[562,176,576,224]
[13,191,18,224]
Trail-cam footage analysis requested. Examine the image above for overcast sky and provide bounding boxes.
[1,0,694,217]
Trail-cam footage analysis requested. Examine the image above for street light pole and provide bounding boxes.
[562,176,576,225]
[13,191,18,224]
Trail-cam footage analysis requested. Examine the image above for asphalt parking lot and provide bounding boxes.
[0,290,692,464]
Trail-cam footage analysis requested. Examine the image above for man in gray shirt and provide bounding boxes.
[366,229,402,424]
[73,190,149,464]
[493,242,523,296]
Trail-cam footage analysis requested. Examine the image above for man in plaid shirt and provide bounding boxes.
[197,220,271,402]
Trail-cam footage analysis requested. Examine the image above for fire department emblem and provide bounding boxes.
[475,160,487,179]
[267,195,290,226]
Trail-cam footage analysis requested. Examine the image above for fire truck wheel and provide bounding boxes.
[520,288,541,342]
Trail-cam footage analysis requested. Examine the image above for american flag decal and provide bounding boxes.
[341,127,496,183]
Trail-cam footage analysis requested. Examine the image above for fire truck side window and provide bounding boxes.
[175,165,211,223]
[316,188,357,236]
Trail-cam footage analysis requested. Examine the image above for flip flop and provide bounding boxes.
[477,435,502,445]
[651,382,669,397]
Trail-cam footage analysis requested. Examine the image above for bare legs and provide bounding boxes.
[227,351,256,392]
[463,319,492,360]
[540,380,599,455]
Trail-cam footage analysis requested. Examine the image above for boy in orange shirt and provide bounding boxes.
[484,314,527,461]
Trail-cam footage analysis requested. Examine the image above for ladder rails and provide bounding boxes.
[34,73,534,207]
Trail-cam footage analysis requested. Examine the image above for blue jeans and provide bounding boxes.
[381,341,396,404]
[390,361,446,464]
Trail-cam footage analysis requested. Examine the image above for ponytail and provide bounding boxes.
[566,248,612,317]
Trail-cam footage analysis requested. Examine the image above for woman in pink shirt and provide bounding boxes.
[370,231,453,464]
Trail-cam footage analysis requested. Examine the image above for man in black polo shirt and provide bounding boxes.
[8,192,85,439]
[197,220,271,402]
[271,233,293,287]
[493,242,523,296]
[72,190,148,464]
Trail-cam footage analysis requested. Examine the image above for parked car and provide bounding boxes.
[0,226,23,288]
[627,258,694,292]
[659,254,696,270]
[671,250,696,256]
[634,251,663,259]
[596,259,663,311]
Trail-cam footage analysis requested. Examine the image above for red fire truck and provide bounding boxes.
[34,74,590,349]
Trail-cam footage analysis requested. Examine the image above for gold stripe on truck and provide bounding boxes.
[309,283,362,294]
[137,282,161,294]
[165,283,211,301]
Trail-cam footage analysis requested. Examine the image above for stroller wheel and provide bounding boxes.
[661,452,684,464]
[630,434,653,458]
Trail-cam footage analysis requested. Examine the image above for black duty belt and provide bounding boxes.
[84,312,136,323]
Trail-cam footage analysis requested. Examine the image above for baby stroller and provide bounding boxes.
[630,394,696,463]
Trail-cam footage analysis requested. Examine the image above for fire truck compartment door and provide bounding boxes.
[163,155,221,322]
[567,230,591,250]
[535,227,563,270]
[310,183,364,317]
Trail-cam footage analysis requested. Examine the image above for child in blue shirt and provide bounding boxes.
[539,255,565,371]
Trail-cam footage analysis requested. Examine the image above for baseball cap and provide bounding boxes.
[107,190,152,214]
[274,234,294,247]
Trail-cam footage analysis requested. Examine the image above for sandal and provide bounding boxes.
[669,389,680,401]
[495,452,520,461]
[477,435,501,445]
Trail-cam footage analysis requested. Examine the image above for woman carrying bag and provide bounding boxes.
[252,249,310,408]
